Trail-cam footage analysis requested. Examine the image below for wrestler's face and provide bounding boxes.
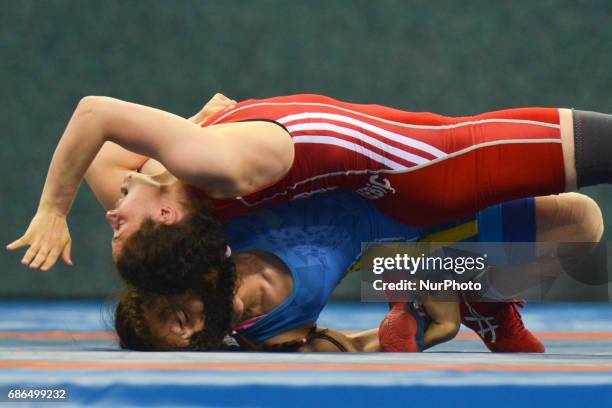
[106,172,180,259]
[144,288,245,350]
[144,291,206,349]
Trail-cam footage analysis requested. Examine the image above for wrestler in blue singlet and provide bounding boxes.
[224,190,535,344]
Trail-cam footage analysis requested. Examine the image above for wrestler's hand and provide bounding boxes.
[6,210,73,271]
[188,93,237,125]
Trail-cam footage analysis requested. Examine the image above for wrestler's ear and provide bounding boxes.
[159,206,180,226]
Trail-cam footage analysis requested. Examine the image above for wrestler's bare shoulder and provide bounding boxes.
[193,121,295,197]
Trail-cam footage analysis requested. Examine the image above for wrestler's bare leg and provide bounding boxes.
[535,192,603,245]
[559,108,577,191]
[422,300,460,349]
[487,192,604,296]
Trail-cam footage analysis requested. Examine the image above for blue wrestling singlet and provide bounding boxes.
[223,190,536,344]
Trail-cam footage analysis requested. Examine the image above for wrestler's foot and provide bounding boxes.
[379,302,428,352]
[460,300,545,353]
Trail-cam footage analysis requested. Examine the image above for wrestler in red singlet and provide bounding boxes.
[202,94,565,227]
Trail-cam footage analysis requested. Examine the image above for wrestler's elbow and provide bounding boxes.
[74,96,115,135]
[76,95,112,115]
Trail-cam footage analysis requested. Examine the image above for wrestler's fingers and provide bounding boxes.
[29,247,50,269]
[62,241,73,267]
[21,245,39,266]
[6,237,27,251]
[40,248,61,272]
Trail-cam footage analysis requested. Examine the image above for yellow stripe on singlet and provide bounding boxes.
[346,219,479,275]
[419,219,479,244]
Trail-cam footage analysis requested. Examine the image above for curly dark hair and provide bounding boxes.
[113,185,240,350]
[115,204,230,296]
[115,288,156,351]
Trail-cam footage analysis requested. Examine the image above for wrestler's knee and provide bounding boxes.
[567,193,604,242]
[536,193,603,242]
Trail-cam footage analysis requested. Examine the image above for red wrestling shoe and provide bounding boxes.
[379,302,429,352]
[460,300,545,353]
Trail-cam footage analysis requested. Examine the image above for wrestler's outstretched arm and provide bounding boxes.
[7,95,291,270]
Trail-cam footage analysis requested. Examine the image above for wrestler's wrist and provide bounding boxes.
[37,197,71,217]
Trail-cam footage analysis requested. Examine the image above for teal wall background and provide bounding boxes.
[1,0,612,297]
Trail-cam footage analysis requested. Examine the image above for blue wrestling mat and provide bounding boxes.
[1,301,612,407]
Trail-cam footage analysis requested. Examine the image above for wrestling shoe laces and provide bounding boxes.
[460,298,544,353]
[461,300,500,343]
